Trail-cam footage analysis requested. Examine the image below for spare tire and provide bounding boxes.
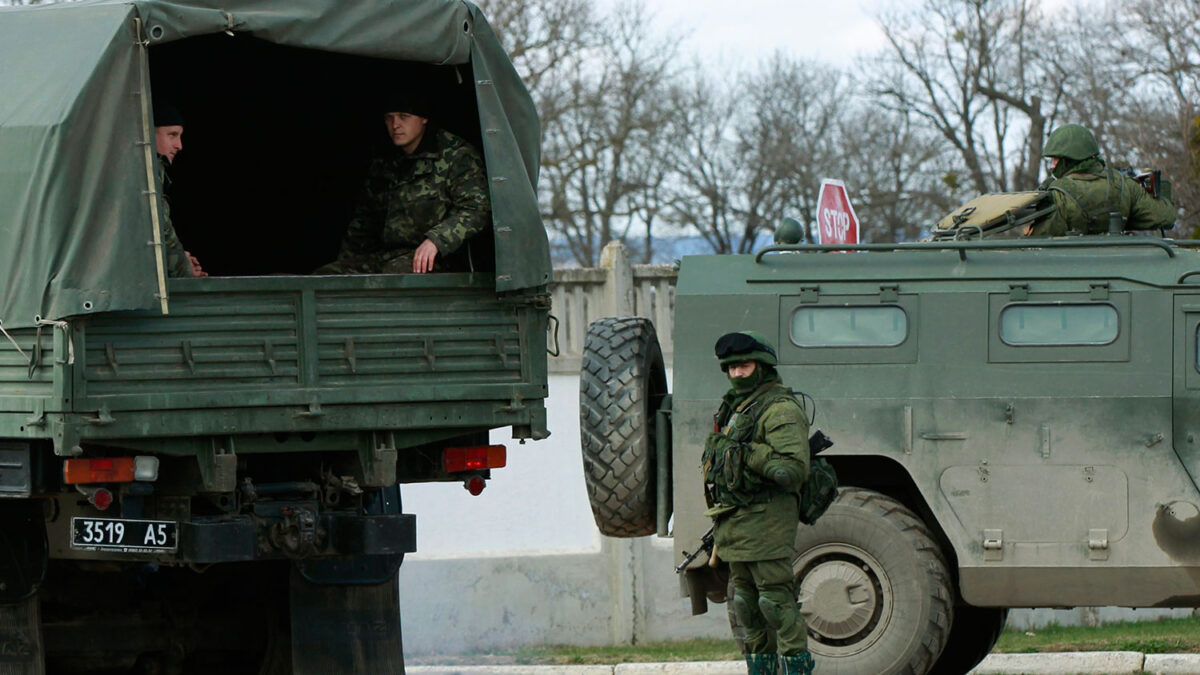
[580,317,669,537]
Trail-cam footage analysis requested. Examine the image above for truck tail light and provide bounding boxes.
[442,445,506,473]
[64,456,159,484]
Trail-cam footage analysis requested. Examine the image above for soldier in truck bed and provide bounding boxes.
[1027,123,1176,237]
[317,94,491,275]
[153,100,205,278]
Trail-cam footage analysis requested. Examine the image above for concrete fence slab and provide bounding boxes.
[969,651,1144,674]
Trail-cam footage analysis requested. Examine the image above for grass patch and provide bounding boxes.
[407,638,739,666]
[995,616,1200,654]
[410,616,1200,666]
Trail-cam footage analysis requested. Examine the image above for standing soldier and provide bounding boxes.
[703,331,814,675]
[1028,123,1176,236]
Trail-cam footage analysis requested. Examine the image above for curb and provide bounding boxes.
[408,652,1200,675]
[1142,654,1200,675]
[969,651,1144,674]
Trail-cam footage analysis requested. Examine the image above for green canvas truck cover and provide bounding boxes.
[0,0,549,330]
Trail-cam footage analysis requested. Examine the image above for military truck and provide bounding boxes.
[582,235,1200,674]
[0,1,548,673]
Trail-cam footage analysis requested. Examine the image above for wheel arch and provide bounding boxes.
[827,453,964,599]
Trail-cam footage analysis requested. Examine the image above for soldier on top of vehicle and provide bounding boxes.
[1026,123,1176,237]
[318,94,492,275]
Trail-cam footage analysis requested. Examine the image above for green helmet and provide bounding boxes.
[775,217,804,245]
[714,330,778,368]
[1043,124,1100,161]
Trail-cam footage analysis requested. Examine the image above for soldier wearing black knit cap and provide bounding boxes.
[152,99,205,277]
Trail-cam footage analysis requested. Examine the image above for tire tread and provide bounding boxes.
[579,317,665,537]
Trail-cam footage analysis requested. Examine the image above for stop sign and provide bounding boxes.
[815,179,860,245]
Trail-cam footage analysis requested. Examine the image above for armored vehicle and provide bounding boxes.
[0,1,548,672]
[583,236,1200,674]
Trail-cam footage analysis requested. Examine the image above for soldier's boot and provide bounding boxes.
[779,651,815,675]
[744,652,779,675]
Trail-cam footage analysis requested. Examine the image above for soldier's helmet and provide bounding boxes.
[775,217,804,245]
[715,331,778,369]
[1043,124,1100,161]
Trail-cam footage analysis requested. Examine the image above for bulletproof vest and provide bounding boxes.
[702,384,800,508]
[1049,168,1131,234]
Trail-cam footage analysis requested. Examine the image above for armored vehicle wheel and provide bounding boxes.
[791,488,953,675]
[580,317,668,537]
[928,606,1008,675]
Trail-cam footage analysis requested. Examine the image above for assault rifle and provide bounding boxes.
[1118,168,1171,201]
[675,526,715,573]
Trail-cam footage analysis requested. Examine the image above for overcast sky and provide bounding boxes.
[640,0,891,67]
[623,0,1078,68]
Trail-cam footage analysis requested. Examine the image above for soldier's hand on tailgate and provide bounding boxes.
[187,252,208,277]
[413,238,439,274]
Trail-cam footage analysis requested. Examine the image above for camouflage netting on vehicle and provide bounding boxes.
[0,0,548,329]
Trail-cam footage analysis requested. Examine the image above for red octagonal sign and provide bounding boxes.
[816,179,860,246]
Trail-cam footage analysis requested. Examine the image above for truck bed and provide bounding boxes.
[0,274,549,456]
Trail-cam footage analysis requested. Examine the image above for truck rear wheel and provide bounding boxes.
[928,606,1008,675]
[791,488,953,675]
[580,317,668,537]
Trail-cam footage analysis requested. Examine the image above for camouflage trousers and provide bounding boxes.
[315,249,441,275]
[729,558,807,655]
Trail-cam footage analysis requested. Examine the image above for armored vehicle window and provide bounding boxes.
[999,304,1118,346]
[792,307,907,347]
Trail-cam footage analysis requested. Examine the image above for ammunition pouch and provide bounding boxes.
[798,457,838,525]
[702,432,771,508]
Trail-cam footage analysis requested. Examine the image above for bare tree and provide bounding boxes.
[662,54,849,252]
[738,54,847,249]
[1050,0,1199,233]
[660,70,743,253]
[476,0,596,97]
[1115,0,1200,233]
[834,104,956,242]
[537,0,680,266]
[870,0,1063,193]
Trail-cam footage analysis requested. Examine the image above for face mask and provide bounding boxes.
[729,368,762,393]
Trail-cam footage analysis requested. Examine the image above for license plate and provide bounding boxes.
[71,517,178,553]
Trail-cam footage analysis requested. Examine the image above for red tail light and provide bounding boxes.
[442,445,506,473]
[64,458,135,484]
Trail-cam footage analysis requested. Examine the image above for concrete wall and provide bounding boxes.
[398,373,735,655]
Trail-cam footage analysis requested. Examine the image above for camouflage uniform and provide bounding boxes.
[703,331,814,675]
[321,129,491,274]
[1030,124,1176,237]
[157,157,193,278]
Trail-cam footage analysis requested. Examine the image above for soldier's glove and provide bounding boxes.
[763,460,806,491]
[746,443,807,490]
